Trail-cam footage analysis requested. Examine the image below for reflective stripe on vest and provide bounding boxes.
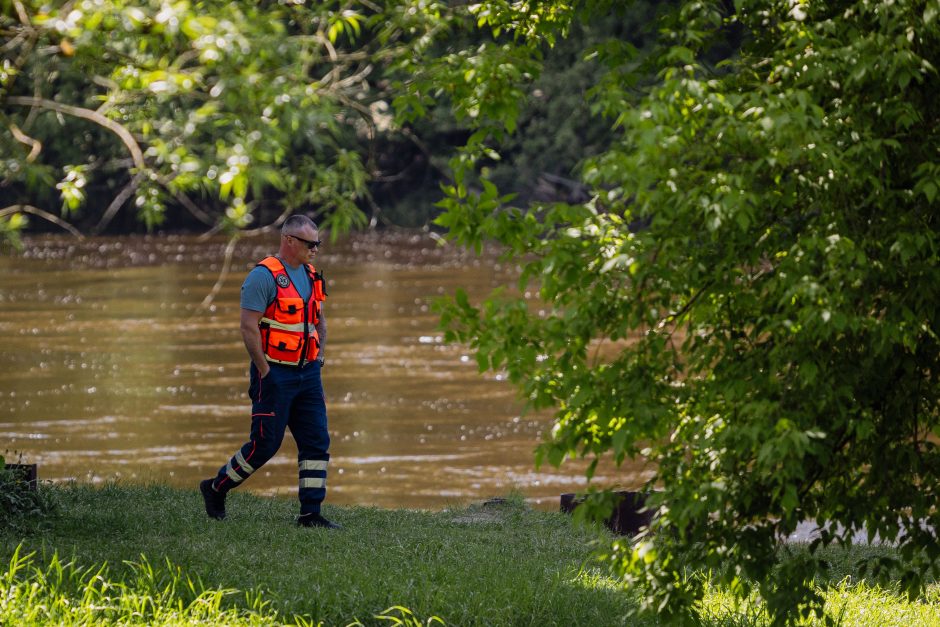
[256,256,327,366]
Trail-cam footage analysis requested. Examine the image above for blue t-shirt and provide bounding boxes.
[240,258,312,312]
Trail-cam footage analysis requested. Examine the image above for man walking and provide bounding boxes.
[200,215,339,528]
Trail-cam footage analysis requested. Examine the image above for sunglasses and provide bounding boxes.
[288,234,322,250]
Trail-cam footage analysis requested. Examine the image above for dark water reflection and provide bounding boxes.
[0,232,650,509]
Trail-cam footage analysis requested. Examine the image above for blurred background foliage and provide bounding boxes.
[1,0,664,237]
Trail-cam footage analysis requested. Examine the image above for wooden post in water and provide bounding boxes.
[560,490,657,536]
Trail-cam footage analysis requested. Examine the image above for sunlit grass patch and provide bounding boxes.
[698,578,940,626]
[825,580,940,627]
[1,544,283,626]
[0,545,447,626]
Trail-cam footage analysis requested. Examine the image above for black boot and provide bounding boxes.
[297,512,341,529]
[200,479,226,520]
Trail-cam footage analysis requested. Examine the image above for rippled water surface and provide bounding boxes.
[0,232,649,509]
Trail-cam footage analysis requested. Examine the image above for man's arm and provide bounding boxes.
[240,308,270,377]
[316,308,326,365]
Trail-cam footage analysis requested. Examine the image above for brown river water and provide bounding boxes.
[0,231,649,510]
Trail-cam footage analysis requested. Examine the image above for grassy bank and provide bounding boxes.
[1,484,938,626]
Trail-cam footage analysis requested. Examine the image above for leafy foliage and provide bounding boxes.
[406,0,940,623]
[483,4,667,205]
[0,456,56,534]
[2,1,669,234]
[1,0,391,236]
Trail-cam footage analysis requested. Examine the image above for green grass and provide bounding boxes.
[699,579,940,627]
[0,484,640,626]
[1,483,938,626]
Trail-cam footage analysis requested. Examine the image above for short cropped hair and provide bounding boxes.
[281,215,318,233]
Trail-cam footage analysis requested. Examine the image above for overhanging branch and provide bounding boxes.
[0,204,84,238]
[92,172,145,234]
[153,173,215,227]
[6,96,146,170]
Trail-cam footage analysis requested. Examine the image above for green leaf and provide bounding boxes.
[454,288,469,309]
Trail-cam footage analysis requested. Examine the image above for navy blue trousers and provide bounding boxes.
[213,361,330,514]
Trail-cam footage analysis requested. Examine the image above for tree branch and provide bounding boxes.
[0,29,28,53]
[198,233,240,310]
[399,127,453,182]
[12,0,30,26]
[315,31,342,85]
[661,279,715,337]
[92,172,145,234]
[331,62,374,90]
[153,173,215,226]
[242,208,292,235]
[196,213,291,309]
[0,204,84,238]
[8,123,41,162]
[5,96,146,171]
[23,72,42,130]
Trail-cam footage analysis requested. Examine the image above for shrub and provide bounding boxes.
[0,455,56,534]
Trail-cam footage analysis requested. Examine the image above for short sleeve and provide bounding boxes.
[240,266,276,312]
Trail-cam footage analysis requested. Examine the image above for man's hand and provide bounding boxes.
[240,308,270,376]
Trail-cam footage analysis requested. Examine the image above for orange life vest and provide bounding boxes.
[257,256,327,366]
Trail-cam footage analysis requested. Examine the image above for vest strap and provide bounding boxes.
[259,317,306,332]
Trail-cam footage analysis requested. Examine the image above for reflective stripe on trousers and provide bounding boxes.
[299,459,328,489]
